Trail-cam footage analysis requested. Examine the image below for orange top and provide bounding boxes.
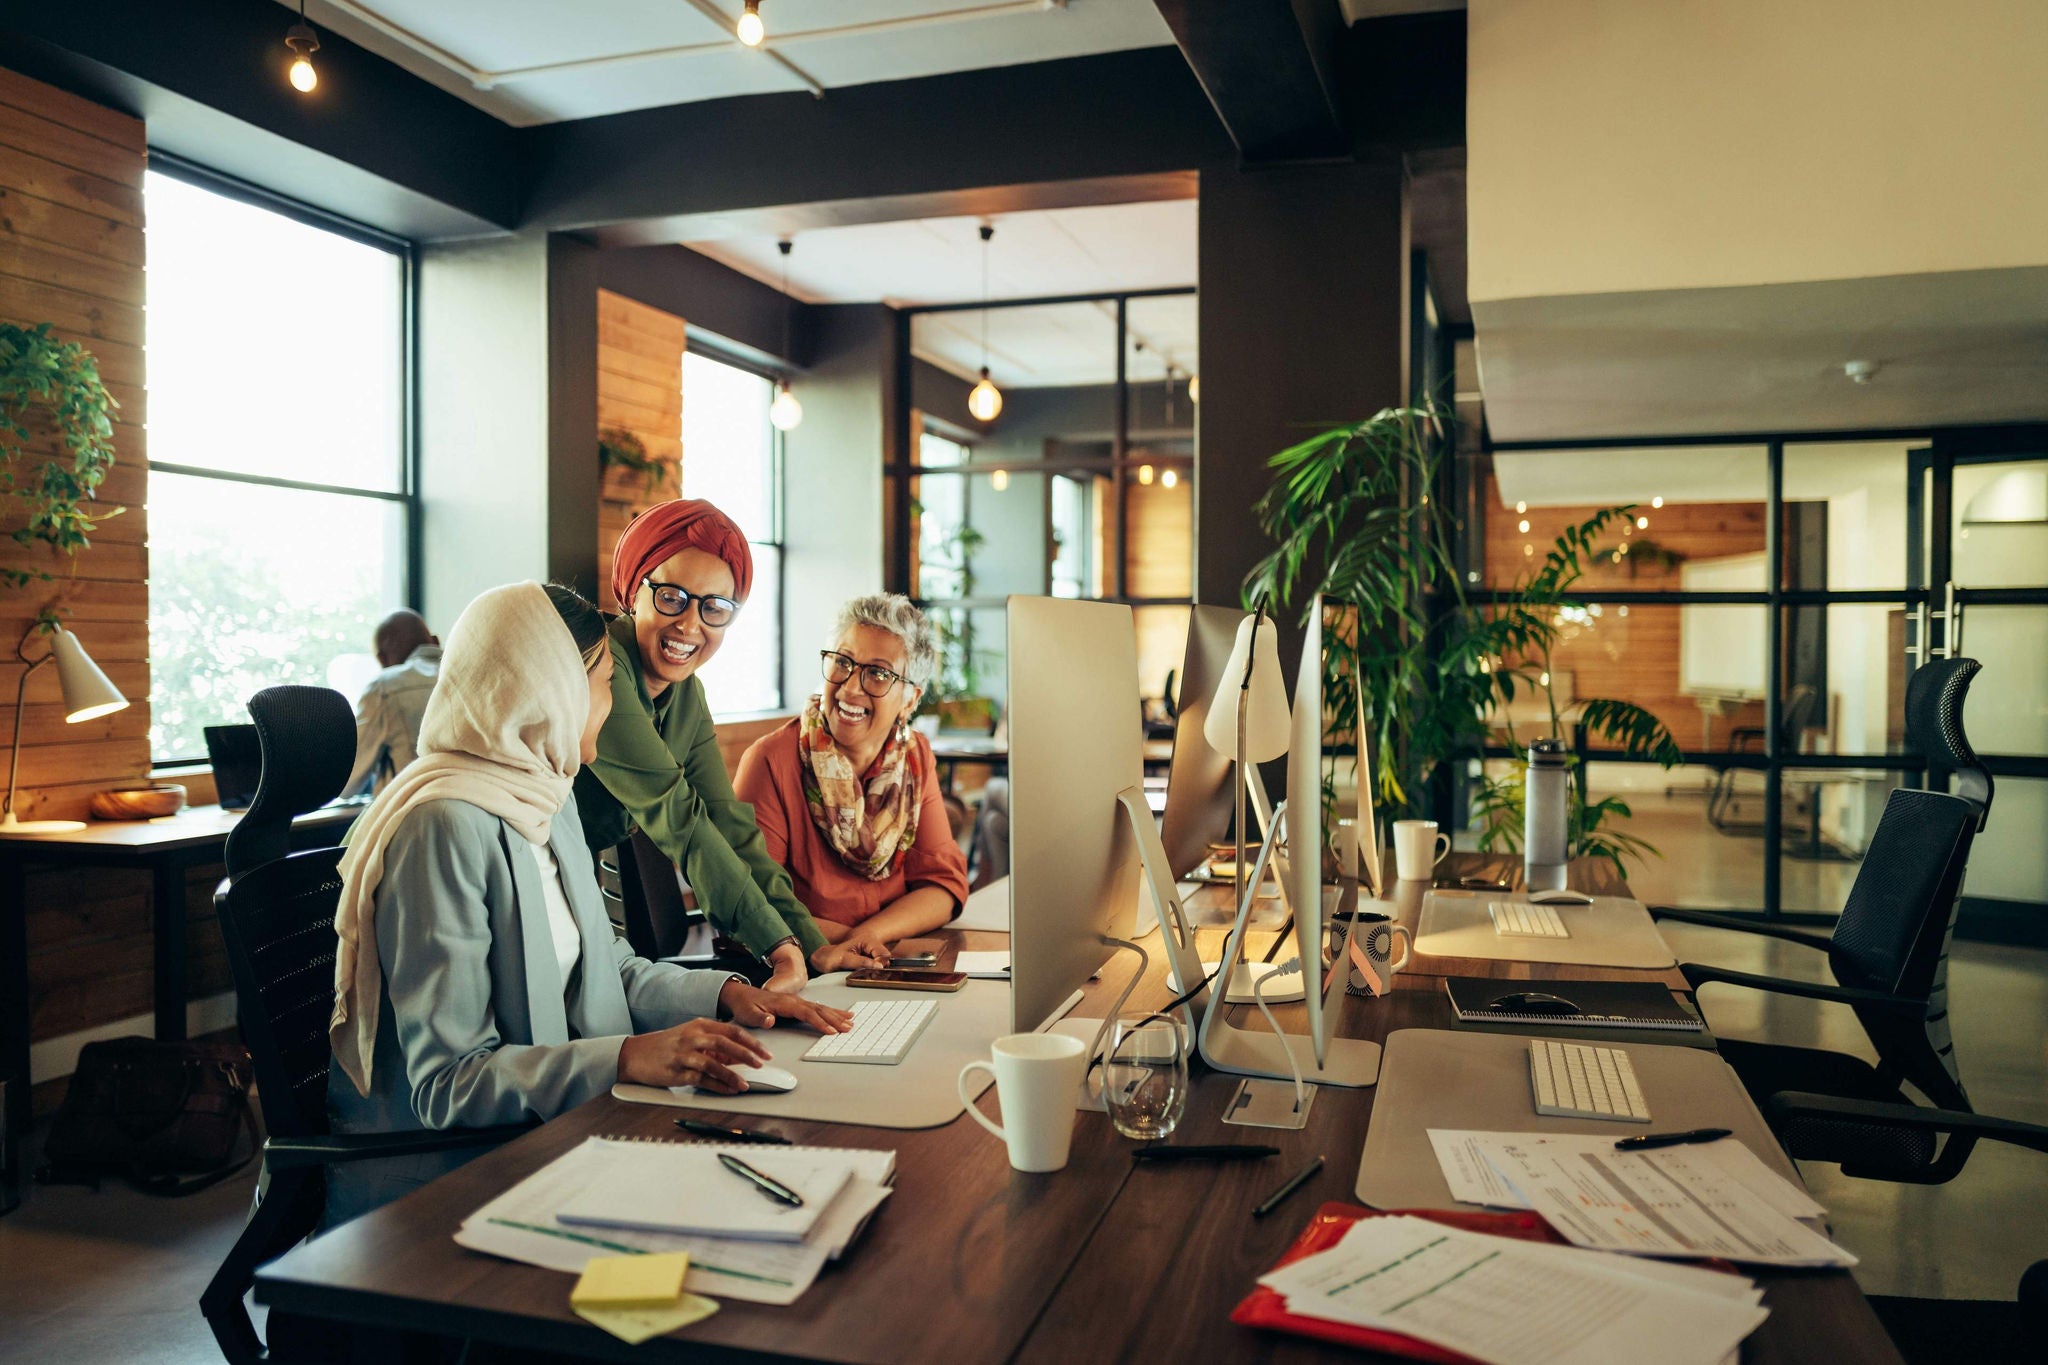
[732,720,969,928]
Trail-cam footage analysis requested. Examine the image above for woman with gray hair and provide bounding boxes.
[733,594,969,959]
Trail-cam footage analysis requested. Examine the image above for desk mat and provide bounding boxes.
[613,976,1010,1130]
[1355,1027,1798,1210]
[1415,890,1677,969]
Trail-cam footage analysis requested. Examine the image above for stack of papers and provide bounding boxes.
[1258,1215,1767,1365]
[456,1136,894,1304]
[1426,1130,1855,1267]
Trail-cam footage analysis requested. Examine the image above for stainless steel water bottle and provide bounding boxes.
[1524,738,1570,891]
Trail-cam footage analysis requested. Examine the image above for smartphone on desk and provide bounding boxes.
[847,967,969,992]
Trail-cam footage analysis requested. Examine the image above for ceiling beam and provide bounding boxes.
[1152,0,1349,162]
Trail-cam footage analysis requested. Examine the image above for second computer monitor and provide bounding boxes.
[1157,604,1248,881]
[1006,596,1146,1033]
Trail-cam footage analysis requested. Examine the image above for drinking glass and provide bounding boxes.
[1103,1014,1189,1141]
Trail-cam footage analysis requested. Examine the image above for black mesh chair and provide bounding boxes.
[202,686,524,1365]
[1653,658,1993,1184]
[609,830,765,980]
[1706,682,1818,832]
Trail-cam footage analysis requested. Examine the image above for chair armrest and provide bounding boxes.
[1680,963,1924,1014]
[1767,1093,2048,1157]
[1650,905,1834,952]
[1729,728,1765,752]
[264,1124,534,1170]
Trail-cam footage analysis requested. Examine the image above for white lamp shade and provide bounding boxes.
[1203,613,1290,763]
[51,627,128,722]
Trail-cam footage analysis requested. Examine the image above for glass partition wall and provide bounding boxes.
[890,289,1196,716]
[1459,429,2048,932]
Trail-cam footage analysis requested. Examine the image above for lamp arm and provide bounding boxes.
[7,652,53,819]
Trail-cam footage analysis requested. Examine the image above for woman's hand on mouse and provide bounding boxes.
[719,980,853,1034]
[618,1019,770,1093]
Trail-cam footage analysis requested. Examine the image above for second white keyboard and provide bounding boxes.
[1529,1039,1652,1122]
[803,998,938,1065]
[1490,900,1570,938]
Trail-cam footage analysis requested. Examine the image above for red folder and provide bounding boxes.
[1229,1202,1570,1363]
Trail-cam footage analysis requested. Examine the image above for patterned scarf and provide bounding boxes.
[798,694,922,881]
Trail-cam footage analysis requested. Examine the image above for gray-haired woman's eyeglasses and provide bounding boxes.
[820,649,911,697]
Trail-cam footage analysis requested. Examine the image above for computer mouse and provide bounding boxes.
[1489,991,1582,1016]
[1526,889,1595,906]
[735,1064,799,1094]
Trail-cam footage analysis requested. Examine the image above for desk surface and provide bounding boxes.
[255,857,1900,1365]
[0,801,359,857]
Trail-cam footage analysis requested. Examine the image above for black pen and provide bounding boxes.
[677,1117,793,1145]
[717,1152,805,1207]
[1252,1155,1324,1218]
[1614,1127,1733,1151]
[1133,1144,1280,1163]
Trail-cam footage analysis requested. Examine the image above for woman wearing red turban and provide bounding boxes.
[576,500,885,992]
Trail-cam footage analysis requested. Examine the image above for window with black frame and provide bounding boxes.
[896,290,1196,714]
[681,348,785,714]
[144,167,412,763]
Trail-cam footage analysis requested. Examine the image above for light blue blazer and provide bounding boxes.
[324,795,734,1225]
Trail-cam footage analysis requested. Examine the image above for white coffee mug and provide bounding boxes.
[1392,819,1450,881]
[1346,913,1414,996]
[957,1032,1089,1173]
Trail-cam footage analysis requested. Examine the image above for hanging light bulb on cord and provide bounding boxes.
[737,1,766,47]
[769,237,803,431]
[967,224,1003,421]
[285,1,320,92]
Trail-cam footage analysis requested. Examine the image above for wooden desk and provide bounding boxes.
[253,860,1900,1364]
[0,803,359,1160]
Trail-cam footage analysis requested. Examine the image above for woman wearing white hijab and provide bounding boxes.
[325,582,848,1225]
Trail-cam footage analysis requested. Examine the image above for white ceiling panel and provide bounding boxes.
[291,0,1176,125]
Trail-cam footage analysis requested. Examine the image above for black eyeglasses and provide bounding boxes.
[820,650,914,698]
[642,578,738,627]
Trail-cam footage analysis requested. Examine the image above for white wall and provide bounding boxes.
[418,235,552,632]
[1468,0,2048,301]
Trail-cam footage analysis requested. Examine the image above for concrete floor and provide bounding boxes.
[2,831,2043,1361]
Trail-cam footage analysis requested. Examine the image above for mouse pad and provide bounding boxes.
[1415,890,1677,969]
[613,976,1010,1129]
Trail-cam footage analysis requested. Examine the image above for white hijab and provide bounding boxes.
[330,581,593,1097]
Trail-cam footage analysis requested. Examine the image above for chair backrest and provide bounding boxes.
[1828,787,1977,1111]
[1905,657,1991,829]
[214,848,346,1139]
[614,830,697,960]
[224,685,356,881]
[1780,683,1819,749]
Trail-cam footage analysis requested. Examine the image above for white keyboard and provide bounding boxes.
[1529,1039,1652,1123]
[1490,900,1570,939]
[802,999,938,1066]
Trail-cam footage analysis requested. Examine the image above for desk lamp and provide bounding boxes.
[4,623,129,833]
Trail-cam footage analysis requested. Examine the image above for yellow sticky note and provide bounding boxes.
[570,1252,690,1310]
[574,1293,720,1345]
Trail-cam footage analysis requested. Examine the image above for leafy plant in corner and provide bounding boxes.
[1244,407,1683,874]
[0,322,122,591]
[598,427,672,496]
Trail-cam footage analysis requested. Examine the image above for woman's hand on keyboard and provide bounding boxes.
[720,982,854,1035]
[619,1020,772,1093]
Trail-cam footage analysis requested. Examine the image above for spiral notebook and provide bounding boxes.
[1442,977,1705,1031]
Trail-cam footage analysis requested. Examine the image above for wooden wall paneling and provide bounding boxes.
[595,289,686,611]
[0,66,158,1095]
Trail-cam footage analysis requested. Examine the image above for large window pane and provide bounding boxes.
[1782,440,1916,591]
[682,352,777,542]
[1953,460,2048,589]
[1957,605,2048,757]
[698,544,780,715]
[148,474,404,760]
[144,172,403,491]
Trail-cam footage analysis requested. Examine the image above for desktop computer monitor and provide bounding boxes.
[1005,596,1146,1033]
[1158,604,1249,881]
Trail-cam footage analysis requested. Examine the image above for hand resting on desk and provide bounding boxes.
[616,986,850,1093]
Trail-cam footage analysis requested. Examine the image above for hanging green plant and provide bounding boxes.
[0,322,122,591]
[598,426,673,496]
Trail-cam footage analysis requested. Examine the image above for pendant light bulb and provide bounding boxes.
[770,379,803,431]
[1161,468,1179,489]
[737,1,765,46]
[1138,464,1155,486]
[968,368,1003,422]
[1187,373,1200,404]
[990,468,1010,492]
[285,4,320,93]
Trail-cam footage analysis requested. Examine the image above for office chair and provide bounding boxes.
[1653,658,1992,1184]
[610,829,767,980]
[203,686,525,1365]
[1705,682,1818,833]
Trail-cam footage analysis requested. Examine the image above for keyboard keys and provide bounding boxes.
[1490,901,1571,939]
[803,999,938,1066]
[1528,1039,1652,1122]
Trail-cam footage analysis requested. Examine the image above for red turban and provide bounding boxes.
[611,499,755,608]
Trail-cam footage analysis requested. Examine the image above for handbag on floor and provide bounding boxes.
[37,1036,260,1196]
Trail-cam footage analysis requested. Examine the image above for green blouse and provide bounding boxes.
[575,616,826,960]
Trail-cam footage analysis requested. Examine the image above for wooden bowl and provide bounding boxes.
[90,784,188,821]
